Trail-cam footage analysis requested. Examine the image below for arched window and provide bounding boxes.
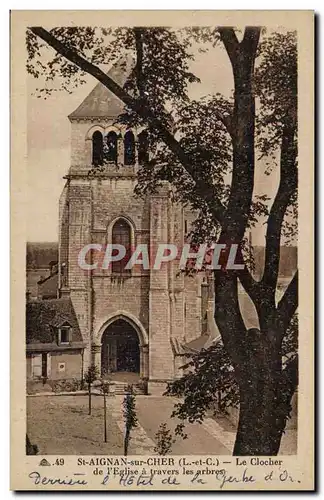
[124,131,135,165]
[112,219,131,274]
[138,130,149,165]
[104,131,118,164]
[92,131,103,166]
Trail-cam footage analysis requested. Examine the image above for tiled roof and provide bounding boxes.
[26,242,58,269]
[183,334,215,354]
[37,272,58,300]
[50,312,72,328]
[69,55,134,120]
[26,298,83,345]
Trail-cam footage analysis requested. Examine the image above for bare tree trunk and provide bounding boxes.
[213,28,298,456]
[214,273,297,456]
[124,428,130,456]
[233,360,283,456]
[88,383,91,416]
[103,392,107,443]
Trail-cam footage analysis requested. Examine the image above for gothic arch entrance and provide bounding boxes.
[101,319,140,377]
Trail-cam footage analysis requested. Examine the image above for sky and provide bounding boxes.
[27,34,280,244]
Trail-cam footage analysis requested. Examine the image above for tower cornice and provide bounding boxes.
[64,172,137,181]
[69,116,121,124]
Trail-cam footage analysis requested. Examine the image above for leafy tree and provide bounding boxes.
[122,385,138,456]
[101,380,110,443]
[154,423,176,455]
[84,364,99,415]
[166,315,298,439]
[166,342,239,430]
[27,25,298,455]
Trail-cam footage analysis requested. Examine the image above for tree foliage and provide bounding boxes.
[84,364,99,385]
[154,423,176,455]
[84,364,99,415]
[26,27,296,244]
[123,385,138,456]
[166,315,298,435]
[27,25,299,455]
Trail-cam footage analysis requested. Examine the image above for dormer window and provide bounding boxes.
[58,325,71,345]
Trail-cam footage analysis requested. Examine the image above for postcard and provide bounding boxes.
[11,10,314,490]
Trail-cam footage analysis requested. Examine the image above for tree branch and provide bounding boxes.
[29,26,226,224]
[133,27,145,99]
[238,265,261,305]
[218,27,261,243]
[214,272,248,365]
[277,270,298,332]
[241,26,262,58]
[218,27,240,66]
[218,27,261,69]
[225,244,262,306]
[214,110,234,138]
[261,123,298,292]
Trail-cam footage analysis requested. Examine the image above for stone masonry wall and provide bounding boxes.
[148,190,174,385]
[67,180,92,367]
[59,111,207,383]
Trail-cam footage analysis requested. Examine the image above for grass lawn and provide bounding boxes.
[27,395,124,455]
[27,394,297,456]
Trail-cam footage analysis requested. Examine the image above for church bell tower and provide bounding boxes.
[58,55,180,393]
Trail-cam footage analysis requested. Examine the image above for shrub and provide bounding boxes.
[154,423,175,455]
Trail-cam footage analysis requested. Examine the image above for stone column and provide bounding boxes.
[149,187,173,383]
[139,346,144,378]
[174,354,185,379]
[141,344,149,380]
[118,133,124,166]
[85,137,92,166]
[46,353,51,379]
[91,344,102,375]
[201,279,209,335]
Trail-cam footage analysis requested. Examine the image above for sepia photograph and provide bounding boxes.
[10,10,314,490]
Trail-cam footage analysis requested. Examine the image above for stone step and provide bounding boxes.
[112,382,146,395]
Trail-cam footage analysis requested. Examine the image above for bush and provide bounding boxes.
[154,423,175,455]
[51,378,81,393]
[165,315,298,438]
[84,364,100,415]
[123,385,138,456]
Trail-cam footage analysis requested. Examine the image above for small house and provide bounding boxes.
[26,297,86,392]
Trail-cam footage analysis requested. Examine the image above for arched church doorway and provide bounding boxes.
[101,319,140,377]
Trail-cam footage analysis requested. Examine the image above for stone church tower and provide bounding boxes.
[58,57,215,394]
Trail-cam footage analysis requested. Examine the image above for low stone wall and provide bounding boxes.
[27,377,82,394]
[147,380,169,396]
